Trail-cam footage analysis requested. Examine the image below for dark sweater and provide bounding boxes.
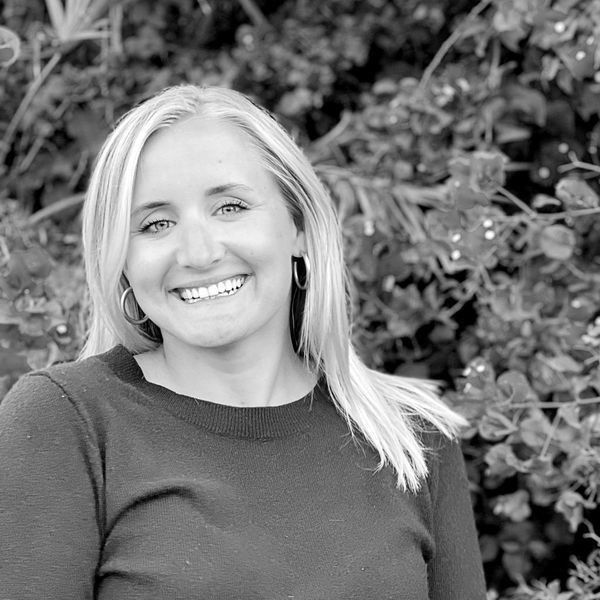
[0,345,486,599]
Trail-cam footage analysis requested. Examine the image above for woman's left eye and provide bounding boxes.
[217,201,247,215]
[139,219,173,233]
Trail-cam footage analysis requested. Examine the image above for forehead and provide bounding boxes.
[132,117,274,198]
[140,116,255,165]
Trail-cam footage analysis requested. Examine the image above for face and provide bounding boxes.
[125,117,305,354]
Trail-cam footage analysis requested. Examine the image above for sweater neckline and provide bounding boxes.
[102,345,327,440]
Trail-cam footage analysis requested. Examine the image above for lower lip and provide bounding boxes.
[176,276,249,304]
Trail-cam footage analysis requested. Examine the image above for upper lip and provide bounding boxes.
[170,274,249,291]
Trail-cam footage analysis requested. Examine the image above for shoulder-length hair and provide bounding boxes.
[81,85,466,491]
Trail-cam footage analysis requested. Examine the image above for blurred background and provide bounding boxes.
[1,0,600,597]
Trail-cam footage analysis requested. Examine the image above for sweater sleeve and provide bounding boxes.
[0,373,102,600]
[426,437,487,600]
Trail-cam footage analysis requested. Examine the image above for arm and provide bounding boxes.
[426,437,487,600]
[0,373,102,599]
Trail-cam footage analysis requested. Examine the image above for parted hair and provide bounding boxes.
[80,85,467,491]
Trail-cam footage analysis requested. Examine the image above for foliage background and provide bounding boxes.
[2,0,600,596]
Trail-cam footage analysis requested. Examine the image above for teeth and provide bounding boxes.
[177,276,247,302]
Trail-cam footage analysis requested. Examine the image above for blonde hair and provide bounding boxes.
[81,85,466,491]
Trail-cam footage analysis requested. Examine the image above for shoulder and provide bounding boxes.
[34,345,130,392]
[420,427,469,501]
[1,346,128,426]
[38,345,128,388]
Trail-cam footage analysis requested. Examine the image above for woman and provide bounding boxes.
[0,86,486,599]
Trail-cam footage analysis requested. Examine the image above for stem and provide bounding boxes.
[310,111,353,151]
[496,186,538,218]
[539,411,561,458]
[0,0,129,171]
[543,206,600,220]
[477,265,494,291]
[566,263,600,283]
[510,397,600,409]
[0,235,10,263]
[416,0,494,96]
[558,155,600,175]
[0,51,62,169]
[237,0,270,28]
[27,193,85,225]
[504,162,533,172]
[443,293,476,318]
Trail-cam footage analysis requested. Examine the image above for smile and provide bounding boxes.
[175,275,249,303]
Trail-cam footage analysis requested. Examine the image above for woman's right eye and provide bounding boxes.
[140,219,172,233]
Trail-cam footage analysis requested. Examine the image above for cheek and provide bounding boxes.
[123,246,138,280]
[242,223,294,263]
[123,242,155,285]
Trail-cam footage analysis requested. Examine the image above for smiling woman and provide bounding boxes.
[0,86,487,599]
[122,117,306,388]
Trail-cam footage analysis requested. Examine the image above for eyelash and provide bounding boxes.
[139,219,172,233]
[217,200,248,214]
[138,201,248,233]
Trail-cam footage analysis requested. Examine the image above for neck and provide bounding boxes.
[136,333,317,408]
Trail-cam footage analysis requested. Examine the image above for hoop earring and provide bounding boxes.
[293,254,310,291]
[120,287,149,325]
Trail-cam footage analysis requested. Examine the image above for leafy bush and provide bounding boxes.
[1,0,600,596]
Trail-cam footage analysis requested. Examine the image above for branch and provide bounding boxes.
[543,206,600,220]
[539,410,561,459]
[558,152,600,175]
[309,111,353,152]
[27,193,85,225]
[509,397,600,409]
[495,186,538,218]
[0,51,62,170]
[237,0,271,29]
[565,263,600,283]
[416,0,494,97]
[0,0,133,169]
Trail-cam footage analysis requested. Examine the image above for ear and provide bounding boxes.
[292,229,307,257]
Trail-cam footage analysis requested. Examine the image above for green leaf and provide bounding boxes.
[557,405,580,430]
[478,409,519,441]
[493,490,532,522]
[539,224,576,260]
[544,354,582,374]
[484,443,527,479]
[495,122,532,144]
[557,44,596,80]
[45,0,66,34]
[0,26,21,67]
[0,299,19,325]
[21,247,53,279]
[555,178,600,209]
[555,490,596,532]
[470,151,507,193]
[504,83,548,127]
[519,411,552,450]
[532,194,561,209]
[496,370,538,405]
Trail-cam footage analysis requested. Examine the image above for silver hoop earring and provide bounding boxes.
[293,254,310,291]
[120,287,149,325]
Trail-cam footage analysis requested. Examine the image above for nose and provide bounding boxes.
[175,220,225,268]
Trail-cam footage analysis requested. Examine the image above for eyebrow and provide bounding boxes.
[131,183,255,218]
[206,183,254,197]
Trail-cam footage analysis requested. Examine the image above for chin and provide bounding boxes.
[171,329,249,351]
